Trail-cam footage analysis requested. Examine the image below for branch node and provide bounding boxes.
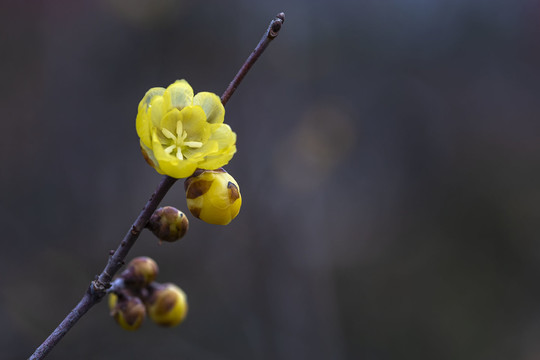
[90,280,107,296]
[107,278,125,294]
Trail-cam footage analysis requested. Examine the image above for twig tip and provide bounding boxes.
[269,12,285,38]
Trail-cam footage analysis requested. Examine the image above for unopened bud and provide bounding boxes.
[184,168,242,225]
[120,256,159,289]
[109,292,146,331]
[148,206,189,242]
[146,283,188,327]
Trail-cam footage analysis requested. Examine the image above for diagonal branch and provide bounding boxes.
[29,175,177,360]
[29,11,285,360]
[221,12,285,106]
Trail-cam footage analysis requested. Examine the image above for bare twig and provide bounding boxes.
[29,175,177,360]
[29,11,285,360]
[221,12,285,105]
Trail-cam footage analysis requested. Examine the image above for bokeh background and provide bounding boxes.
[2,0,540,359]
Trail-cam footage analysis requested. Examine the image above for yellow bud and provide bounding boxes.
[148,206,189,242]
[120,256,159,289]
[184,168,242,225]
[109,293,146,331]
[146,283,188,327]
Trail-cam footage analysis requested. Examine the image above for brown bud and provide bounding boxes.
[120,256,159,289]
[108,292,146,331]
[145,282,188,327]
[148,206,189,242]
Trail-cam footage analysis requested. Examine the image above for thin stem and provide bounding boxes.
[29,292,93,360]
[29,175,177,360]
[29,11,285,360]
[221,12,285,105]
[97,175,178,287]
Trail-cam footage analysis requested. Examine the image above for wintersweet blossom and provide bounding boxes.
[136,80,236,178]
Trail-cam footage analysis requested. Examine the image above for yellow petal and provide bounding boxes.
[208,124,236,149]
[137,88,165,148]
[138,87,166,111]
[160,108,182,136]
[193,92,225,124]
[197,124,236,169]
[148,95,166,129]
[180,106,211,143]
[152,130,198,178]
[140,139,160,170]
[163,80,194,111]
[136,111,152,149]
[197,147,236,170]
[183,139,219,161]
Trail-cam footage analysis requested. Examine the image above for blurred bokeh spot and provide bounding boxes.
[274,103,356,192]
[101,0,185,26]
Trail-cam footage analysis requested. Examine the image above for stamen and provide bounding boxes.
[159,121,203,161]
[164,145,176,154]
[161,128,176,140]
[184,141,203,148]
[176,121,183,138]
[176,149,184,160]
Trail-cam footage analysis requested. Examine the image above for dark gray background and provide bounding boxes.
[2,0,540,359]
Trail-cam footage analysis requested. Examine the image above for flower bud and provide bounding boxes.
[120,256,159,289]
[109,293,146,331]
[146,283,188,327]
[184,168,242,225]
[148,206,189,242]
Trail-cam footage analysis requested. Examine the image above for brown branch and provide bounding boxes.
[29,11,285,360]
[29,175,177,360]
[221,12,285,106]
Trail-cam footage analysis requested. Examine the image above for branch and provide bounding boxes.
[29,175,177,360]
[29,11,285,360]
[220,12,285,106]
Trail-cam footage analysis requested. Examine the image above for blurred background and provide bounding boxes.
[1,0,540,359]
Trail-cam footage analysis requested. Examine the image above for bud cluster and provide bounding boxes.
[108,256,188,331]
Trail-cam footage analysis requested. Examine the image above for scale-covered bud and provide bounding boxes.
[146,283,188,327]
[148,206,189,242]
[109,293,146,331]
[120,256,159,289]
[184,168,242,225]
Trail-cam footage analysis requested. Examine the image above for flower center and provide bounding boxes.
[161,121,203,160]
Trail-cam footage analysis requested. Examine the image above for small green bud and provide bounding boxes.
[108,292,146,331]
[148,206,189,242]
[120,256,159,289]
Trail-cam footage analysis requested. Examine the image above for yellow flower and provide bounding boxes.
[136,80,237,178]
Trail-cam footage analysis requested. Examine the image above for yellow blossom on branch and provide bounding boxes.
[136,80,236,178]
